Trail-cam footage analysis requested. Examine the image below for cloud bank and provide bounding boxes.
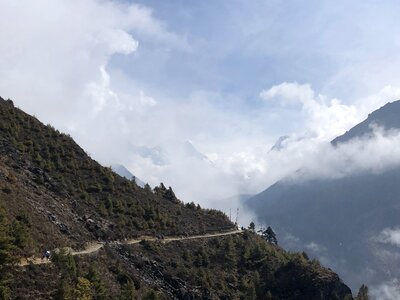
[2,1,400,223]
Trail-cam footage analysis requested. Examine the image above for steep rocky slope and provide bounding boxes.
[0,97,353,299]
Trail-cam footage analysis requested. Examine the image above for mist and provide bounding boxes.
[2,0,400,227]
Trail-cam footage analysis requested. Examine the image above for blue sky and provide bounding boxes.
[2,0,400,205]
[114,0,400,103]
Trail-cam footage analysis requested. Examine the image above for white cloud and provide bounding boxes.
[98,28,139,55]
[260,82,359,140]
[139,90,157,107]
[377,228,400,247]
[371,280,400,300]
[356,85,400,117]
[85,66,122,115]
[260,82,315,106]
[306,242,326,253]
[0,0,179,126]
[122,4,190,51]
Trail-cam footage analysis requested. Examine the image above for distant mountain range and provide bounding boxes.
[111,164,145,188]
[131,140,210,167]
[245,100,400,291]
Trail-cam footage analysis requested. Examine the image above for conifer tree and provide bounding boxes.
[0,205,14,299]
[86,264,107,300]
[248,222,256,233]
[355,284,369,300]
[75,277,93,300]
[55,278,73,300]
[263,226,278,245]
[119,280,136,300]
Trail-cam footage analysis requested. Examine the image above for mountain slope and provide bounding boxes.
[332,100,400,144]
[0,97,232,243]
[0,97,353,299]
[246,100,400,291]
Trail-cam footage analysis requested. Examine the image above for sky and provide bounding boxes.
[2,0,400,215]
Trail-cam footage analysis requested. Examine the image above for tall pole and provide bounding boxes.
[235,208,239,226]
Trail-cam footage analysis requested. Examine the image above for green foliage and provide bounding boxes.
[75,277,93,300]
[0,285,10,300]
[98,201,108,217]
[224,236,237,267]
[86,264,107,300]
[0,205,14,299]
[259,226,278,245]
[127,231,352,299]
[11,213,33,255]
[52,249,77,279]
[55,278,73,300]
[119,280,136,300]
[0,207,13,265]
[144,183,152,193]
[194,247,209,267]
[355,284,369,300]
[248,222,256,233]
[185,202,196,210]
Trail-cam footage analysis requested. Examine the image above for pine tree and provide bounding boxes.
[0,205,14,299]
[75,277,93,300]
[248,222,256,233]
[0,206,13,265]
[164,187,177,202]
[144,183,152,193]
[11,213,33,255]
[119,280,136,300]
[224,236,237,267]
[55,278,73,300]
[86,264,107,300]
[263,226,278,245]
[355,284,369,300]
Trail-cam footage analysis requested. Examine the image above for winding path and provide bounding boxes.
[19,229,243,266]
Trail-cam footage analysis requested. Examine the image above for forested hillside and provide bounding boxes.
[0,97,353,299]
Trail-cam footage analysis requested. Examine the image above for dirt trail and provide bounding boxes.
[19,229,242,267]
[72,242,104,255]
[126,229,243,245]
[19,257,51,267]
[19,243,104,267]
